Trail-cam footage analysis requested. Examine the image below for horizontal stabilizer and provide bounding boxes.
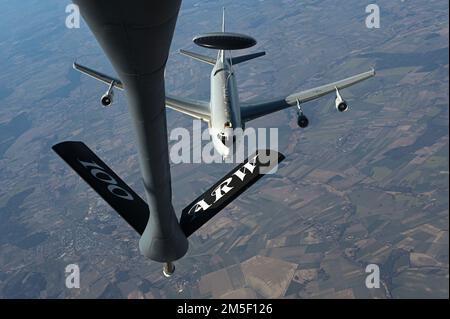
[230,51,265,65]
[180,149,285,237]
[179,49,216,65]
[73,62,124,90]
[52,141,149,235]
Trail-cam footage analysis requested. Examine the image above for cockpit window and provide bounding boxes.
[217,132,228,145]
[214,68,225,76]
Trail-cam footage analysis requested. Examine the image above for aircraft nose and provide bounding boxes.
[221,145,231,158]
[211,132,230,158]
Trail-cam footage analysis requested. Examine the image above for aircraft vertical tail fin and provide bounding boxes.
[219,7,226,62]
[222,7,226,32]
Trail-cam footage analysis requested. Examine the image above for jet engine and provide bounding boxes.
[101,92,114,107]
[101,82,115,107]
[297,114,309,128]
[296,99,309,128]
[335,87,348,112]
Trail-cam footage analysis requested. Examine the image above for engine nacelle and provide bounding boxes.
[335,88,348,112]
[101,94,113,107]
[297,114,309,128]
[335,99,348,112]
[101,89,114,107]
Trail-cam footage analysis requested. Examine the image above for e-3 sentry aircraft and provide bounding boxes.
[73,8,375,158]
[53,1,375,276]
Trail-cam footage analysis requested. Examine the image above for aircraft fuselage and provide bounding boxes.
[210,50,243,158]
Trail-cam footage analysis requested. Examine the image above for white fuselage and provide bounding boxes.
[209,50,242,158]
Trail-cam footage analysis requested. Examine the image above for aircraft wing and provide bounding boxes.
[166,95,210,122]
[241,69,375,122]
[73,62,124,90]
[74,61,210,121]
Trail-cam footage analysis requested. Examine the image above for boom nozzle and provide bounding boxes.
[163,262,176,277]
